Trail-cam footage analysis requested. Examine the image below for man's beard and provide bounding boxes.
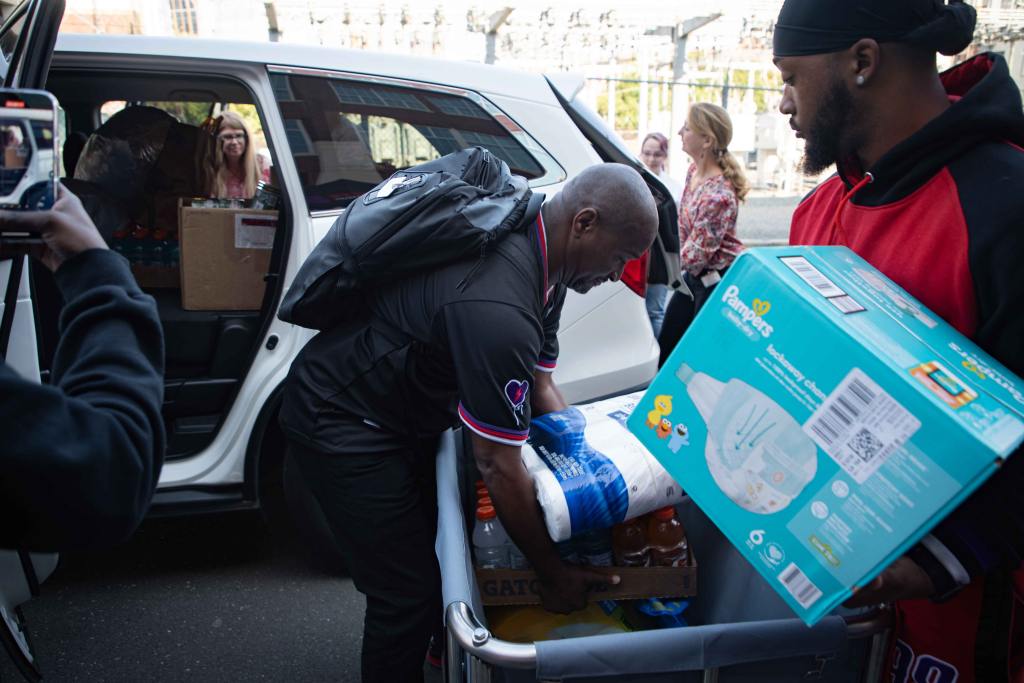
[801,79,858,176]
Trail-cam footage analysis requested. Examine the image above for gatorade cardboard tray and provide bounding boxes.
[476,561,697,607]
[628,246,1024,626]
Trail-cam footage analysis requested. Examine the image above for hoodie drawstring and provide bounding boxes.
[829,172,874,245]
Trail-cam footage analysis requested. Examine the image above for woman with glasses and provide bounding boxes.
[207,111,259,200]
[638,132,681,338]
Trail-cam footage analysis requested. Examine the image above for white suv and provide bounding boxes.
[2,3,679,557]
[2,1,679,665]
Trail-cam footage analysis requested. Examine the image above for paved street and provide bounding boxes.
[735,194,802,245]
[10,511,442,683]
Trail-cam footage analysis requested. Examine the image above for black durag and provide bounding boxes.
[773,0,977,57]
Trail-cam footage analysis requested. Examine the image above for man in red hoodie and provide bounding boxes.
[773,1,1024,680]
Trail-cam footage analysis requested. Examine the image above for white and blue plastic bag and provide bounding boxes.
[522,392,686,542]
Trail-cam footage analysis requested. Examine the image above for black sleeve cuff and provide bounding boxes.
[53,249,140,301]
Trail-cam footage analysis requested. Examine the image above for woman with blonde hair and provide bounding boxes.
[658,102,749,365]
[207,110,259,200]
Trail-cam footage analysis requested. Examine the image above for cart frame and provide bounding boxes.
[437,430,894,683]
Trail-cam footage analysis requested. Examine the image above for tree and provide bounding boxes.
[596,70,640,133]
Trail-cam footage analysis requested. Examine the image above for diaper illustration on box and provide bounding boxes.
[676,363,817,514]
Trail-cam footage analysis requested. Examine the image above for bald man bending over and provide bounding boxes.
[280,163,658,683]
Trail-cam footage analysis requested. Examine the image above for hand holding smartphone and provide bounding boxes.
[0,88,59,246]
[0,183,107,271]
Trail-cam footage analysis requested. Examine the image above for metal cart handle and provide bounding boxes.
[447,601,536,671]
[446,600,892,677]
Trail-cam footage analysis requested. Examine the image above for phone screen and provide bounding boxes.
[0,89,58,215]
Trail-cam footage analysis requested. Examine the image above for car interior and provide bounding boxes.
[37,70,288,461]
[30,66,675,465]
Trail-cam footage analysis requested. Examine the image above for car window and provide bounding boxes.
[0,1,28,82]
[270,72,547,213]
[99,100,267,149]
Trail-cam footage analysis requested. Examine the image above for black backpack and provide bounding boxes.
[278,147,541,331]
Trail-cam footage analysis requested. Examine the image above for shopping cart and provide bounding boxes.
[435,429,893,683]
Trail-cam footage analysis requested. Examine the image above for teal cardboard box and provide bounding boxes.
[628,246,1024,625]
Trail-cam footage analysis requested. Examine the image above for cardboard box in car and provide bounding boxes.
[476,561,696,607]
[179,205,278,310]
[628,246,1024,626]
[3,145,27,168]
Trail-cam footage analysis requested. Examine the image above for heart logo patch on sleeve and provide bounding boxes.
[504,379,529,414]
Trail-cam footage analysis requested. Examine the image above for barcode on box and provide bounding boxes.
[781,256,847,298]
[779,563,822,609]
[804,368,921,483]
[809,376,877,448]
[829,295,866,315]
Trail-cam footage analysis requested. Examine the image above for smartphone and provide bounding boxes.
[0,89,59,243]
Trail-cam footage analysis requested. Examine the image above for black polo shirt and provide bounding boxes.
[280,210,566,453]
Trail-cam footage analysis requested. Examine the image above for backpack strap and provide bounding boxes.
[456,192,544,294]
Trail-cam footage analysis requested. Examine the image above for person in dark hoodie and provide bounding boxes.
[773,0,1024,679]
[0,185,164,551]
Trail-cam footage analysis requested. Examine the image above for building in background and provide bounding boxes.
[63,0,271,39]
[60,0,1024,194]
[971,0,1024,102]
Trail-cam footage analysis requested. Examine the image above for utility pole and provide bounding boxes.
[638,41,649,137]
[648,14,720,174]
[264,1,281,43]
[485,8,513,64]
[671,14,721,143]
[607,60,617,130]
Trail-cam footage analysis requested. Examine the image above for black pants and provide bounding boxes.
[289,438,441,683]
[657,274,720,368]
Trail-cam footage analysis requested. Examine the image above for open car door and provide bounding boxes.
[0,2,66,680]
[546,72,685,298]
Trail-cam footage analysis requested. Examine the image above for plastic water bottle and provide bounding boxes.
[167,232,180,268]
[125,225,150,264]
[507,538,528,569]
[476,495,527,569]
[556,539,580,565]
[473,505,509,569]
[577,529,614,567]
[149,229,168,267]
[110,228,129,259]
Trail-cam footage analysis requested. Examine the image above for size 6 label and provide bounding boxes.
[804,368,921,483]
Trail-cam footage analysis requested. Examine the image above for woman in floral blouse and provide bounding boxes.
[658,102,749,365]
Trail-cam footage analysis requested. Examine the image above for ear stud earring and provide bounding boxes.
[856,75,866,86]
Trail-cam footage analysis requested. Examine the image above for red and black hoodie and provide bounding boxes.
[790,53,1024,676]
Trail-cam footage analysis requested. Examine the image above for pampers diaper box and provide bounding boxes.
[628,246,1024,626]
